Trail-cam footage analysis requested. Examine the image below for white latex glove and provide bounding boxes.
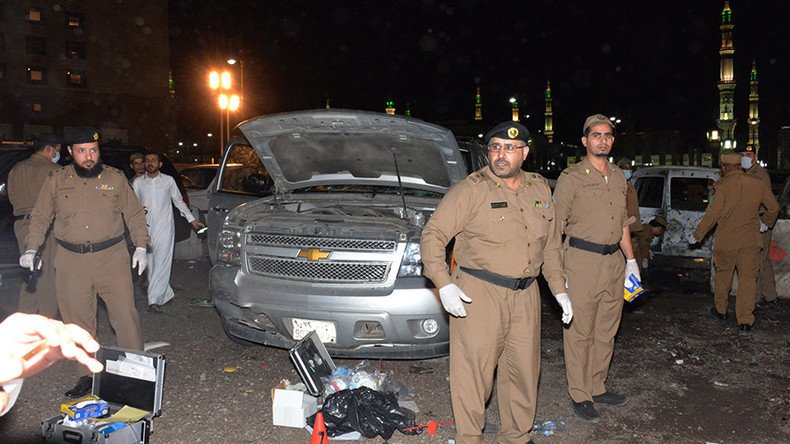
[687,234,698,245]
[641,258,649,269]
[131,247,147,276]
[19,250,40,271]
[625,259,641,284]
[438,284,472,318]
[759,221,768,233]
[554,293,573,324]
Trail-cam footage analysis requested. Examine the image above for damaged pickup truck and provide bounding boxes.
[207,109,487,358]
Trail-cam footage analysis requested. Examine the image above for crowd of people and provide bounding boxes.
[1,119,781,442]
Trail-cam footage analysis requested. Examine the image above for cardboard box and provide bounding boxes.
[271,383,318,428]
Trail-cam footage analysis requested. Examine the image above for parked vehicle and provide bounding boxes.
[208,109,488,358]
[178,164,218,218]
[632,166,720,269]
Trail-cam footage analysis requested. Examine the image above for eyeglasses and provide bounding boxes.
[588,132,614,141]
[487,143,526,153]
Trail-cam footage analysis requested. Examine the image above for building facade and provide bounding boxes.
[0,1,173,148]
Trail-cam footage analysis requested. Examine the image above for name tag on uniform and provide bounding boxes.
[96,184,114,191]
[491,202,508,209]
[534,200,550,209]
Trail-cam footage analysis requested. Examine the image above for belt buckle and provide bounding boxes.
[515,278,527,290]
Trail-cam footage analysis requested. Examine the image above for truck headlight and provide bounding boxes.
[217,219,243,267]
[398,240,422,277]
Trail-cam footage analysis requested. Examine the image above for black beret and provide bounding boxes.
[484,121,530,143]
[32,133,61,150]
[736,144,755,154]
[64,126,100,145]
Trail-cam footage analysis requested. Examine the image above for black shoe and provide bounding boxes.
[709,307,728,320]
[147,304,164,313]
[65,376,93,398]
[738,324,752,336]
[756,299,778,310]
[593,392,629,406]
[571,401,601,423]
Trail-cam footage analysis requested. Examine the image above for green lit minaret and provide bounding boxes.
[404,102,412,117]
[544,81,554,143]
[385,100,396,115]
[717,0,736,149]
[510,97,519,122]
[748,59,760,152]
[474,86,482,121]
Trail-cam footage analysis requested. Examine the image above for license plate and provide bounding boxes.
[291,318,337,344]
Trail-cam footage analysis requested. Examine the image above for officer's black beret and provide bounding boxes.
[32,133,61,150]
[64,126,100,145]
[736,144,756,154]
[484,121,530,143]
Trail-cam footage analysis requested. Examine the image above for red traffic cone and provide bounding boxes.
[311,411,328,444]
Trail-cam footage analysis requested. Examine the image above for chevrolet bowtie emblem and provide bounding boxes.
[297,248,330,261]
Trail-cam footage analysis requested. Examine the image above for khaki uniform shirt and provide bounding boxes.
[421,167,565,295]
[692,170,779,250]
[7,154,60,216]
[745,163,771,188]
[626,183,643,233]
[634,225,655,264]
[553,157,632,248]
[26,165,149,251]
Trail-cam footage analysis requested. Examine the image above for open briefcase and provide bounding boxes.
[42,346,166,444]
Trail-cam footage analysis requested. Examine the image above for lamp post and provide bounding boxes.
[227,57,244,120]
[210,70,235,156]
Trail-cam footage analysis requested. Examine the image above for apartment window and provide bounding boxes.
[25,36,47,55]
[27,66,47,85]
[67,70,85,87]
[27,8,42,23]
[66,13,83,28]
[66,41,85,59]
[32,103,43,112]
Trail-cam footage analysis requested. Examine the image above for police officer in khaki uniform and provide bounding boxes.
[634,216,668,271]
[421,122,572,443]
[689,151,779,336]
[7,134,62,317]
[20,127,150,397]
[737,144,779,309]
[553,114,640,422]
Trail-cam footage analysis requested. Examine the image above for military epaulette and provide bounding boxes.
[466,172,485,185]
[48,166,67,177]
[561,163,582,175]
[527,172,548,184]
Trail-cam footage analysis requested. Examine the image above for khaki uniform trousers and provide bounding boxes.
[14,218,59,318]
[563,246,624,403]
[449,269,540,444]
[713,246,760,325]
[54,242,144,376]
[757,230,778,302]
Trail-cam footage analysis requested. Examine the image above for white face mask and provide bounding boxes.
[740,156,752,169]
[50,147,60,164]
[623,170,633,181]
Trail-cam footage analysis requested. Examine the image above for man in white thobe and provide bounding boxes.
[133,153,203,312]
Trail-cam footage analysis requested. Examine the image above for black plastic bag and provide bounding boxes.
[307,387,422,439]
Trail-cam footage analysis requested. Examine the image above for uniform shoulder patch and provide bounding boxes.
[529,172,548,183]
[466,172,485,185]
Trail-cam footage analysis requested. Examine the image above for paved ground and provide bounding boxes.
[0,259,788,443]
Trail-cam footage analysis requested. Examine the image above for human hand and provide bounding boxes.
[641,258,649,269]
[131,247,147,275]
[19,250,40,271]
[554,293,573,324]
[625,259,641,284]
[759,221,768,233]
[438,284,472,318]
[191,220,205,230]
[0,313,102,388]
[687,234,698,245]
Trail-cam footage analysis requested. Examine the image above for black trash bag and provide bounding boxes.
[307,387,422,439]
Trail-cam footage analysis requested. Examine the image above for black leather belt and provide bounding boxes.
[460,266,535,291]
[569,237,620,255]
[57,236,124,254]
[14,214,29,221]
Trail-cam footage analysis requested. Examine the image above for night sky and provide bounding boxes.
[169,0,790,150]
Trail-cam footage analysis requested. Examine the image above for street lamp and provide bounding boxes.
[227,58,244,120]
[210,70,235,154]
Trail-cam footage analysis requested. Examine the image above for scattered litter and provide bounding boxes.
[409,364,435,374]
[675,359,684,365]
[713,381,729,387]
[306,424,360,440]
[403,419,453,436]
[532,419,570,436]
[189,298,214,307]
[223,366,237,373]
[143,341,170,351]
[398,400,420,413]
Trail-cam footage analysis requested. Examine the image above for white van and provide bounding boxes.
[632,166,720,270]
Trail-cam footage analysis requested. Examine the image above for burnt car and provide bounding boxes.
[208,109,487,358]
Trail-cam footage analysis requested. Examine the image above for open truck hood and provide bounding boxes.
[237,109,468,193]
